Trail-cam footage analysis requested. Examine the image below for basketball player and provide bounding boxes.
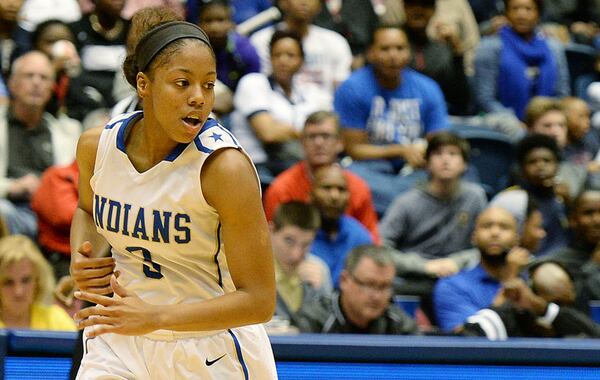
[69,20,277,379]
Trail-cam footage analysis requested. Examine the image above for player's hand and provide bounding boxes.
[55,275,76,308]
[74,274,159,337]
[71,241,115,295]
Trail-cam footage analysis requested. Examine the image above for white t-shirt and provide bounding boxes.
[250,23,352,95]
[230,73,332,164]
[18,0,81,31]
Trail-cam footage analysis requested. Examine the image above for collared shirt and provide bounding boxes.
[275,259,304,313]
[433,262,502,332]
[311,215,373,287]
[297,291,418,335]
[7,108,54,178]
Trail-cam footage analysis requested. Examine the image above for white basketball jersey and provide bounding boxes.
[91,111,251,336]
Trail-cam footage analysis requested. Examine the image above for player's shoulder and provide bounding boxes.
[194,118,241,153]
[104,110,142,130]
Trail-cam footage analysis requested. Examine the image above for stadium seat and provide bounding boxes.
[565,43,597,95]
[450,124,515,199]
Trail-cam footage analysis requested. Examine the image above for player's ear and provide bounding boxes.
[136,72,150,98]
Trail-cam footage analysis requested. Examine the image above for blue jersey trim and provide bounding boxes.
[116,113,142,153]
[115,112,188,162]
[214,222,223,288]
[163,143,188,162]
[194,120,240,153]
[194,138,214,154]
[200,117,220,134]
[107,111,141,130]
[194,118,220,153]
[220,127,241,147]
[228,329,249,380]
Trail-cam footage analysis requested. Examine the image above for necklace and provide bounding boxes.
[89,13,124,41]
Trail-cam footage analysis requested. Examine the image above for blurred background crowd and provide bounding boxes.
[1,0,600,340]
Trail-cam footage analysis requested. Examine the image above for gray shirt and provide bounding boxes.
[7,109,53,178]
[380,181,487,263]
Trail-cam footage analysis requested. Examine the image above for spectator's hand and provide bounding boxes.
[587,161,600,173]
[212,79,233,116]
[489,15,508,34]
[570,21,599,40]
[8,173,40,199]
[55,275,76,308]
[298,260,325,290]
[502,278,548,316]
[51,40,81,77]
[554,181,571,204]
[492,287,506,307]
[434,21,462,53]
[401,143,426,169]
[71,241,115,295]
[506,246,531,278]
[424,258,459,278]
[74,273,159,338]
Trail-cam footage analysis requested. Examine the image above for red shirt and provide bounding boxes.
[264,161,380,243]
[31,161,79,256]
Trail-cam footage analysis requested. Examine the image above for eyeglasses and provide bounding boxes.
[348,272,393,293]
[302,132,339,142]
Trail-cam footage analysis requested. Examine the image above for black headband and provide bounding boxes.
[135,21,212,72]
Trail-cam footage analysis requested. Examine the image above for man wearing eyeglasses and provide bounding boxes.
[263,110,380,243]
[296,244,418,334]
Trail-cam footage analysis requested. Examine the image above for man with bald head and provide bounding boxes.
[0,51,81,237]
[309,163,373,287]
[536,189,600,310]
[433,206,531,332]
[462,261,600,339]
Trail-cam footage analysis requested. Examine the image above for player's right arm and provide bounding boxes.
[70,127,114,295]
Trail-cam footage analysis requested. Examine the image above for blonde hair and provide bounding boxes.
[0,235,55,305]
[524,96,564,128]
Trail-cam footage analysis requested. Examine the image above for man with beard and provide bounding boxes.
[296,244,418,334]
[309,164,373,287]
[433,207,531,332]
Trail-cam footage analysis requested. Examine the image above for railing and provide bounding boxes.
[2,330,600,379]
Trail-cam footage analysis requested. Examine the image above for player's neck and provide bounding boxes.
[125,118,180,172]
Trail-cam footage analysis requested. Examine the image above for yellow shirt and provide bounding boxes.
[275,260,303,313]
[0,303,76,331]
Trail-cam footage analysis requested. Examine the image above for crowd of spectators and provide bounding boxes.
[1,0,600,341]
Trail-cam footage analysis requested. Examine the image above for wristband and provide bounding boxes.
[536,302,559,328]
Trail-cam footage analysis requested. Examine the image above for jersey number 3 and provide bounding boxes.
[126,246,164,279]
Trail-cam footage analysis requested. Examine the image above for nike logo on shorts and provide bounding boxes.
[205,354,226,366]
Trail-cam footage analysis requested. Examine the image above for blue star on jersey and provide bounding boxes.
[210,132,223,142]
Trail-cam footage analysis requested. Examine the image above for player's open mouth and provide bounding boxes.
[183,116,202,127]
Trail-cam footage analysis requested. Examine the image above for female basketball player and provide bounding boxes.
[69,18,277,379]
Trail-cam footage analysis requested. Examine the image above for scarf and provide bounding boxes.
[497,26,558,120]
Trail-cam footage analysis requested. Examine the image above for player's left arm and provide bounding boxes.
[74,148,276,336]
